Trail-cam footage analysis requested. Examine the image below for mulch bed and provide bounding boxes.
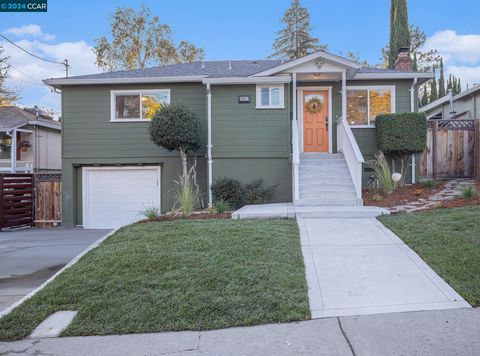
[440,181,480,209]
[363,181,446,208]
[137,211,232,224]
[365,180,480,212]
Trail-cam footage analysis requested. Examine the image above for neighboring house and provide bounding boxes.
[44,49,432,229]
[420,85,480,120]
[0,106,61,173]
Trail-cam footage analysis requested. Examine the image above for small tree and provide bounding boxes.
[149,103,201,187]
[376,113,427,185]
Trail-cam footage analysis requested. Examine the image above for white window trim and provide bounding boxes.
[110,89,171,122]
[255,84,285,109]
[346,85,396,128]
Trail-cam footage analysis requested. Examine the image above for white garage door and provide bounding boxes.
[82,166,161,229]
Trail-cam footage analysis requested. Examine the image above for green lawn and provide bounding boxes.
[0,219,310,341]
[379,206,480,306]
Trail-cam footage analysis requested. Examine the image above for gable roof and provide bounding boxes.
[0,106,61,131]
[43,51,433,87]
[419,85,480,113]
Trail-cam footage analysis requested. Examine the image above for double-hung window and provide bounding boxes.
[110,89,170,122]
[346,86,395,127]
[256,85,284,109]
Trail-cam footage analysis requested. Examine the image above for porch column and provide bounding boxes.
[206,83,213,207]
[10,128,16,173]
[341,71,347,120]
[292,72,297,122]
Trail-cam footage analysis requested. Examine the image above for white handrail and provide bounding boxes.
[292,119,300,201]
[336,117,364,200]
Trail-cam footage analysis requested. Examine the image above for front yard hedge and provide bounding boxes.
[375,112,427,156]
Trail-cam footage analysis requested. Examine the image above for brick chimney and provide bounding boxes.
[394,47,413,71]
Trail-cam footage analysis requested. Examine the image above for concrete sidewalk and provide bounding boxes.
[1,308,479,355]
[298,217,469,318]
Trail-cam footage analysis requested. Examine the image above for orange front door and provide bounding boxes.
[303,91,329,152]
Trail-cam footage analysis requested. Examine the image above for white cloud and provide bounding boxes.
[422,30,480,89]
[446,65,480,87]
[5,24,55,41]
[1,25,99,114]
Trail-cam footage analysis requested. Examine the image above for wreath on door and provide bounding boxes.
[306,97,324,113]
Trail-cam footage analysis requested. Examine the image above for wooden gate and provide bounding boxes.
[0,174,34,230]
[420,120,480,178]
[35,174,62,227]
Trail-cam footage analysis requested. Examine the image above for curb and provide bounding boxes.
[0,228,119,319]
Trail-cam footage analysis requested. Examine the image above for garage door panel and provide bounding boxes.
[83,167,161,229]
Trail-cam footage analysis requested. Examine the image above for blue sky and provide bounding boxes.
[1,0,480,114]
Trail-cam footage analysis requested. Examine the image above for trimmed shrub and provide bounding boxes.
[211,177,244,210]
[244,179,278,205]
[214,199,229,214]
[375,112,427,157]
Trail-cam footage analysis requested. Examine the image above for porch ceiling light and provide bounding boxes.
[315,60,325,69]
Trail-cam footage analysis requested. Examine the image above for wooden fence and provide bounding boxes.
[420,119,480,179]
[0,174,34,230]
[34,173,62,227]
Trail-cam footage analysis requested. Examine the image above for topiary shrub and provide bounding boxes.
[211,177,244,210]
[244,179,278,205]
[376,113,427,156]
[150,103,201,186]
[376,112,427,185]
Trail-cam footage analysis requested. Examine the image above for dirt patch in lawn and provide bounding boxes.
[363,182,445,208]
[138,212,231,224]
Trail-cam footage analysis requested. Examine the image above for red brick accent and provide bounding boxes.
[395,49,413,71]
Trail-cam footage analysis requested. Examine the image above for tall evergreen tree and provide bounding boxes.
[456,78,462,95]
[420,85,429,107]
[270,0,326,59]
[438,58,446,98]
[388,0,411,68]
[412,51,418,71]
[430,75,438,102]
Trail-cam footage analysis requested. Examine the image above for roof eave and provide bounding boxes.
[251,51,362,77]
[352,72,435,81]
[43,75,207,88]
[202,76,291,85]
[28,120,61,131]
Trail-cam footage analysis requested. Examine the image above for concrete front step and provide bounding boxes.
[300,179,355,192]
[295,205,389,218]
[231,203,390,219]
[300,153,343,159]
[295,198,362,206]
[299,191,357,200]
[300,178,354,185]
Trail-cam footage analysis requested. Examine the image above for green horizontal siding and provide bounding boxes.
[213,158,292,203]
[62,83,206,159]
[211,84,291,158]
[61,83,207,226]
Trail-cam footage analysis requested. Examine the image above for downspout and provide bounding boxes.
[7,128,17,173]
[206,84,213,207]
[410,77,418,184]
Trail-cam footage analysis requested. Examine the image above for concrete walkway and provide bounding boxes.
[0,228,110,312]
[298,218,470,318]
[1,308,479,355]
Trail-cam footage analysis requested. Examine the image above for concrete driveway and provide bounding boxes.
[298,218,470,318]
[0,228,110,312]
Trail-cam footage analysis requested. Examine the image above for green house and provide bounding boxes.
[44,50,432,229]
